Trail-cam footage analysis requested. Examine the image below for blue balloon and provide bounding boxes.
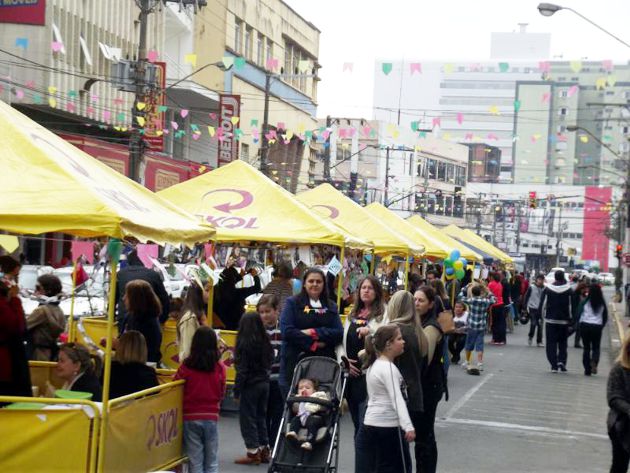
[450,249,461,261]
[460,258,467,268]
[445,267,455,275]
[292,278,302,295]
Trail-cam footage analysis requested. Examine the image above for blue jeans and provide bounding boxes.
[465,329,485,353]
[183,420,218,473]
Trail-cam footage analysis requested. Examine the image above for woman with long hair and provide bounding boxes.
[27,274,66,361]
[109,330,158,398]
[337,275,388,436]
[413,286,447,473]
[279,267,343,397]
[123,279,163,364]
[177,283,206,363]
[56,343,102,401]
[607,332,630,472]
[577,284,608,376]
[488,272,506,345]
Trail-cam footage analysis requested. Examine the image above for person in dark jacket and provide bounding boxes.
[524,274,545,346]
[115,250,170,331]
[215,260,261,330]
[233,312,274,465]
[539,270,573,373]
[577,284,608,376]
[108,330,158,398]
[571,282,588,349]
[121,280,163,364]
[56,343,102,401]
[607,333,630,472]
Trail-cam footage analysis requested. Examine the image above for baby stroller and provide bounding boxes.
[268,356,346,473]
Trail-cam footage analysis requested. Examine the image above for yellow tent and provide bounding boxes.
[0,100,215,247]
[407,215,482,263]
[158,160,370,248]
[364,203,447,259]
[444,225,513,263]
[297,183,424,256]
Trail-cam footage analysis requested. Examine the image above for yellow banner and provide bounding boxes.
[103,383,184,473]
[0,408,94,472]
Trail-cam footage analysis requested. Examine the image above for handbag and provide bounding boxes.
[437,309,455,334]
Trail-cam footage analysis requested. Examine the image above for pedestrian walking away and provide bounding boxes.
[488,273,506,345]
[524,274,545,347]
[458,284,496,375]
[538,270,573,373]
[577,284,608,376]
[606,332,630,473]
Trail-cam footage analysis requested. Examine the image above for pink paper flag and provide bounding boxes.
[25,80,35,89]
[321,130,331,140]
[539,61,550,73]
[171,121,179,130]
[147,50,158,62]
[487,133,498,141]
[90,94,99,103]
[15,89,24,100]
[209,113,217,120]
[136,244,158,269]
[432,117,441,128]
[456,112,464,125]
[71,241,95,264]
[180,109,189,118]
[410,63,422,74]
[192,132,201,140]
[51,41,63,52]
[265,58,279,71]
[338,128,348,139]
[103,110,111,120]
[86,106,95,115]
[343,62,353,72]
[361,126,371,137]
[464,133,473,141]
[66,102,76,112]
[567,85,578,97]
[602,59,613,71]
[276,122,285,131]
[542,92,550,103]
[348,127,356,137]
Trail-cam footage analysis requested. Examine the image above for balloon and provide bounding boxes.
[446,273,456,280]
[453,260,463,271]
[444,258,454,268]
[460,258,467,268]
[450,249,461,261]
[455,269,465,280]
[292,278,302,295]
[445,267,455,275]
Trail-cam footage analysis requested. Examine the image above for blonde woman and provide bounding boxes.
[607,332,630,472]
[109,330,158,398]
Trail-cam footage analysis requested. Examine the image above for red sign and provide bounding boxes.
[218,94,240,166]
[582,186,612,271]
[0,0,46,26]
[143,61,166,152]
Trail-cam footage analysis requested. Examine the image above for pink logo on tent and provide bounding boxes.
[202,189,254,213]
[312,204,339,219]
[201,188,258,229]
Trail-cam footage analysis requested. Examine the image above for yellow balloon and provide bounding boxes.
[453,260,463,271]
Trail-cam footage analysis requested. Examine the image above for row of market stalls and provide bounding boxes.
[0,100,512,473]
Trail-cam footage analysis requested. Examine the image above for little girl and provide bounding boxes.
[233,311,274,465]
[355,324,415,473]
[257,295,283,448]
[174,326,226,473]
[449,301,469,364]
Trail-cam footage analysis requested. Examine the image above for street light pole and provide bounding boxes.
[259,71,271,177]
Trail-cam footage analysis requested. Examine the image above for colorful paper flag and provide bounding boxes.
[184,53,197,67]
[382,63,393,75]
[410,62,422,74]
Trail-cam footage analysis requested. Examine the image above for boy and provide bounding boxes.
[286,378,329,451]
[459,284,496,375]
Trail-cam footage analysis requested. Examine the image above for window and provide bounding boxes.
[427,159,436,179]
[284,43,291,76]
[437,161,446,181]
[266,39,273,62]
[559,107,568,116]
[244,26,252,60]
[241,143,250,162]
[455,166,466,186]
[234,19,243,53]
[444,196,453,216]
[558,90,568,98]
[446,163,454,182]
[256,33,263,65]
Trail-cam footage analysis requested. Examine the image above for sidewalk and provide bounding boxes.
[609,287,629,352]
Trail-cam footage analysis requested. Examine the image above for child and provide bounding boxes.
[257,294,283,448]
[286,378,330,451]
[448,301,468,364]
[174,326,226,473]
[355,324,415,473]
[458,285,496,375]
[234,312,274,465]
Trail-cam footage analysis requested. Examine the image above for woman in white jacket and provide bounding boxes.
[336,275,388,436]
[177,283,207,363]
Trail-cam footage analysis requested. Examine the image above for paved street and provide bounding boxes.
[217,303,616,472]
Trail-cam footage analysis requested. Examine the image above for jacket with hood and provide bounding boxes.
[538,281,573,323]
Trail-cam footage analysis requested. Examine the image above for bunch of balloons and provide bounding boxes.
[444,249,467,280]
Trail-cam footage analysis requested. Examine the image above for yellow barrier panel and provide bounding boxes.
[29,360,65,395]
[217,329,237,384]
[102,381,185,473]
[161,319,180,370]
[156,368,177,385]
[75,317,117,351]
[0,396,100,473]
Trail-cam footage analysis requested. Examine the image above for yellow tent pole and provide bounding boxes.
[403,253,410,290]
[336,246,345,309]
[68,259,77,342]
[450,277,457,308]
[206,278,214,326]
[96,250,119,473]
[369,251,376,274]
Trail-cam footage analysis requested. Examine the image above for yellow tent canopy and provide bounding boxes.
[158,160,370,248]
[407,215,482,263]
[364,203,447,259]
[0,100,214,246]
[444,225,513,264]
[297,184,424,256]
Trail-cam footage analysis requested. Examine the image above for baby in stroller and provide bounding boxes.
[285,378,330,451]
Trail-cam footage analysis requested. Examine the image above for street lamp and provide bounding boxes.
[537,3,630,49]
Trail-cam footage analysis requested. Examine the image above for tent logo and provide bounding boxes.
[201,188,258,229]
[312,204,339,219]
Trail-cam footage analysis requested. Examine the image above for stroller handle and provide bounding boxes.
[286,396,336,409]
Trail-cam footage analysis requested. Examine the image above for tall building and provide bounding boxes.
[512,61,630,186]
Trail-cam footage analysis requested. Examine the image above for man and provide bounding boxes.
[426,269,439,283]
[524,274,545,347]
[538,270,573,373]
[115,250,170,331]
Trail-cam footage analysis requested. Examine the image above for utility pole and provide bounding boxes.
[491,196,498,245]
[384,146,391,206]
[323,115,332,181]
[556,203,563,267]
[476,193,483,235]
[501,204,507,247]
[259,71,271,176]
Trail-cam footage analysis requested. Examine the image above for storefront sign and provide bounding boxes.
[0,0,46,26]
[218,94,240,166]
[143,61,166,152]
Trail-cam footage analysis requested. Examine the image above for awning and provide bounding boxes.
[444,225,513,264]
[406,215,482,263]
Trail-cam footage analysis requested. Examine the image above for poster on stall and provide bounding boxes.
[327,255,342,277]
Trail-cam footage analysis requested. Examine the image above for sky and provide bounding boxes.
[284,0,630,119]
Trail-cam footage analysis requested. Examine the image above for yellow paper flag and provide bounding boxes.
[49,97,57,108]
[607,75,617,87]
[184,53,197,67]
[443,63,454,74]
[0,235,19,253]
[207,126,215,137]
[48,86,57,94]
[580,135,589,143]
[570,61,582,73]
[231,116,240,125]
[489,105,500,115]
[136,116,146,127]
[596,77,607,90]
[136,102,146,111]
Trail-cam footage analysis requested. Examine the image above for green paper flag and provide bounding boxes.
[107,239,122,263]
[410,121,419,132]
[382,63,393,75]
[499,62,509,72]
[234,57,246,69]
[514,100,521,112]
[158,105,168,113]
[68,90,77,98]
[116,112,125,121]
[33,94,43,104]
[250,119,258,127]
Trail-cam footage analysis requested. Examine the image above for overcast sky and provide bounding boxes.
[284,0,630,118]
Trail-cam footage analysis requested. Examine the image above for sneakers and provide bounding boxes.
[551,368,558,373]
[528,337,533,346]
[591,361,598,375]
[234,450,261,465]
[260,445,270,464]
[477,363,484,371]
[558,363,567,372]
[285,431,298,441]
[537,342,544,347]
[461,361,469,370]
[301,442,313,451]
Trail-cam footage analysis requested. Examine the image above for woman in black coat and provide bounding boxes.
[109,330,158,398]
[56,343,102,401]
[122,280,163,364]
[607,333,630,473]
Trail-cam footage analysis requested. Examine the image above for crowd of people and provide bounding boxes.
[1,250,630,472]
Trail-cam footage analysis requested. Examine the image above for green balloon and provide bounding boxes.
[455,269,465,280]
[444,258,454,268]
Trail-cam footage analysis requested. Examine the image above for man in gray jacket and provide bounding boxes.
[524,274,545,347]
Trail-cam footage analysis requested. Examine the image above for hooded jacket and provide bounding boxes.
[538,281,573,323]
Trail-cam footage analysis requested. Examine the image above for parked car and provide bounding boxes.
[597,272,615,285]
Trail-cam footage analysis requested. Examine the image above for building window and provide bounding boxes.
[444,196,453,216]
[427,159,436,179]
[234,18,243,53]
[437,161,446,181]
[241,143,250,162]
[256,33,264,65]
[244,26,253,60]
[559,107,568,116]
[284,43,292,77]
[558,90,568,98]
[266,39,273,62]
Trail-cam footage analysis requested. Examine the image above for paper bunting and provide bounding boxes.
[66,102,76,113]
[498,62,509,72]
[0,235,19,253]
[116,112,125,121]
[15,38,28,49]
[136,102,146,111]
[456,112,464,124]
[432,117,441,129]
[158,105,168,113]
[235,57,246,69]
[207,126,215,137]
[410,62,422,74]
[103,110,111,121]
[602,59,613,71]
[542,92,550,103]
[489,105,500,115]
[184,53,197,67]
[567,85,578,97]
[538,61,550,73]
[231,116,240,125]
[343,62,353,72]
[180,109,189,118]
[265,57,279,71]
[171,121,179,130]
[381,63,393,75]
[49,97,57,108]
[250,119,258,127]
[443,63,454,74]
[514,100,521,112]
[135,116,145,127]
[607,75,617,87]
[579,135,589,143]
[52,41,64,53]
[48,86,57,94]
[595,77,607,90]
[277,122,285,131]
[147,50,158,62]
[86,106,95,115]
[15,89,24,100]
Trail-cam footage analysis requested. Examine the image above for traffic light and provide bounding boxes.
[528,191,537,209]
[616,244,623,259]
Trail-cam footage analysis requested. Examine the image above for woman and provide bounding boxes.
[56,343,102,401]
[578,284,608,376]
[215,257,261,330]
[26,274,66,361]
[279,268,343,396]
[122,280,163,364]
[262,260,294,313]
[0,255,31,399]
[488,272,506,345]
[389,290,428,470]
[430,279,452,312]
[337,275,388,436]
[109,330,158,398]
[607,332,630,472]
[413,286,446,473]
[177,283,206,363]
[572,282,589,349]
